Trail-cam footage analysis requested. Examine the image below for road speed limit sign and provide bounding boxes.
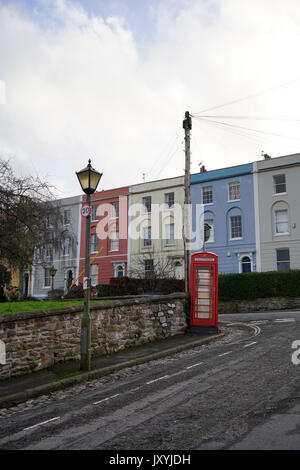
[81,204,91,217]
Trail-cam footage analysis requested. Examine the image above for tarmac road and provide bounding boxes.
[0,310,300,450]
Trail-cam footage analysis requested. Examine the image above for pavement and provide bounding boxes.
[0,329,224,409]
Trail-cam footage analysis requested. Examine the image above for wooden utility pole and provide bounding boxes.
[183,111,192,295]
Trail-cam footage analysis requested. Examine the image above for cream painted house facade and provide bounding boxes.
[254,153,300,272]
[128,176,185,280]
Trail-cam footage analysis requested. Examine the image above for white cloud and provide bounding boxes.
[1,0,300,197]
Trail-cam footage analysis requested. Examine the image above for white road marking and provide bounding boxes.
[93,394,120,405]
[23,417,60,431]
[146,375,169,385]
[168,370,187,378]
[186,362,204,369]
[274,318,295,323]
[218,351,232,357]
[250,320,268,325]
[244,341,257,348]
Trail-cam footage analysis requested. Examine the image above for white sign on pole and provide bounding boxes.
[81,205,91,217]
[0,340,6,365]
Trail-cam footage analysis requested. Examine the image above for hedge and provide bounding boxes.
[218,270,300,301]
[109,277,185,296]
[64,270,300,301]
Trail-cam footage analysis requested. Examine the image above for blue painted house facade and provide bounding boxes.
[190,163,257,274]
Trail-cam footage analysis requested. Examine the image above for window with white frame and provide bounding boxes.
[45,214,53,228]
[204,219,214,242]
[276,248,290,271]
[63,209,71,225]
[62,238,70,256]
[44,268,51,288]
[273,174,286,194]
[275,210,289,234]
[90,264,98,286]
[228,182,240,201]
[142,196,151,213]
[164,223,175,245]
[110,231,119,251]
[110,201,119,219]
[91,205,98,221]
[202,186,213,204]
[230,215,242,239]
[164,192,174,209]
[91,234,98,253]
[143,226,152,247]
[144,259,154,278]
[46,245,53,258]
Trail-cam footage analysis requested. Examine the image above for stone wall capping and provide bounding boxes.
[0,293,187,324]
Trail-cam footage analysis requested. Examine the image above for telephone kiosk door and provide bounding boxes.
[190,252,218,328]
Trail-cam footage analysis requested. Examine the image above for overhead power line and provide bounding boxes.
[194,116,297,153]
[192,78,300,115]
[193,115,300,121]
[192,116,300,142]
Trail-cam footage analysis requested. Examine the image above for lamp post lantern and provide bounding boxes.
[76,159,102,371]
[49,265,57,294]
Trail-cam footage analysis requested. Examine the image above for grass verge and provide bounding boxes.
[0,299,110,315]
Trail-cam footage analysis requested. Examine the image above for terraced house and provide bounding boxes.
[78,186,130,286]
[190,163,257,274]
[254,153,300,272]
[129,176,185,280]
[31,195,82,298]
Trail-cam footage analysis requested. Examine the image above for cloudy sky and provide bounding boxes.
[1,0,300,197]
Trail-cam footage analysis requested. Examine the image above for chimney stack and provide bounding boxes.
[200,165,207,173]
[261,151,271,160]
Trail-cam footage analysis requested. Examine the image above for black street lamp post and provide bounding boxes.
[49,265,57,296]
[76,159,102,371]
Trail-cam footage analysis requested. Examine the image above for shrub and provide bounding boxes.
[64,284,84,299]
[96,284,110,297]
[218,270,300,301]
[47,289,64,300]
[109,276,184,296]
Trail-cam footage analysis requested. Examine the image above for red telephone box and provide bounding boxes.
[190,252,218,333]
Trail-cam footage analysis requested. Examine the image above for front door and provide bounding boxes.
[23,273,29,297]
[66,270,73,291]
[242,256,251,273]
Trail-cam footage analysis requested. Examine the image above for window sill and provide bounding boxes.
[227,199,240,203]
[274,233,290,236]
[273,192,287,196]
[203,202,214,206]
[229,237,243,241]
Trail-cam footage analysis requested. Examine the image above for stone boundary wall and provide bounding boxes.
[0,293,187,380]
[219,297,300,313]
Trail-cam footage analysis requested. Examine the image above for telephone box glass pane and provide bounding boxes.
[195,267,213,319]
